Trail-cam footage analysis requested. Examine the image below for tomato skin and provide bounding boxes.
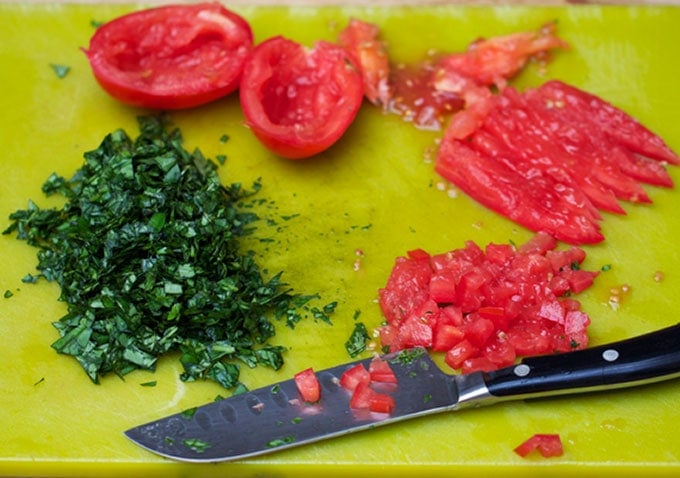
[514,434,564,458]
[239,36,364,159]
[84,3,253,109]
[294,367,321,403]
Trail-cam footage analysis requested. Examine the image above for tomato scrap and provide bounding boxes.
[514,433,564,458]
[239,36,364,159]
[294,367,321,403]
[338,18,392,107]
[436,80,679,244]
[386,22,567,130]
[378,233,597,373]
[84,3,253,109]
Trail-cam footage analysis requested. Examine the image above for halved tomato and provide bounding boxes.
[84,3,253,109]
[239,36,364,159]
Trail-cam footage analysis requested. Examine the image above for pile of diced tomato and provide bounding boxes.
[378,232,597,373]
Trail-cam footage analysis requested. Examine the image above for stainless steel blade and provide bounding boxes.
[124,348,476,462]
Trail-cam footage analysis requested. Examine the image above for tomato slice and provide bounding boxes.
[84,3,253,109]
[239,36,364,159]
[514,434,564,458]
[294,367,321,403]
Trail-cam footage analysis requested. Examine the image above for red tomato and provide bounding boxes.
[84,3,253,109]
[349,382,395,414]
[514,434,564,458]
[368,358,398,384]
[239,36,364,159]
[338,18,392,106]
[339,363,371,392]
[294,367,321,403]
[379,234,597,372]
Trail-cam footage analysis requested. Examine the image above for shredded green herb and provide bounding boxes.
[344,321,370,357]
[49,64,70,79]
[182,438,212,453]
[3,116,333,390]
[4,290,13,299]
[266,435,295,448]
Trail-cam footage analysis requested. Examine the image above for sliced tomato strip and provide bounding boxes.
[339,363,371,392]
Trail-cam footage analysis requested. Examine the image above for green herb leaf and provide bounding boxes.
[182,438,212,453]
[50,64,70,78]
[345,321,370,358]
[4,116,331,390]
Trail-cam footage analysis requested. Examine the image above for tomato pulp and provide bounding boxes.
[84,3,253,109]
[239,36,364,159]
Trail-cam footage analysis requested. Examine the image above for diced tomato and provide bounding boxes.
[514,434,564,458]
[294,368,321,403]
[368,357,398,384]
[339,363,371,392]
[349,382,395,414]
[338,18,392,106]
[84,3,253,109]
[379,234,598,372]
[461,356,498,374]
[396,316,434,349]
[444,339,479,370]
[462,316,495,347]
[379,255,432,324]
[432,324,465,352]
[429,272,458,303]
[239,36,363,159]
[560,269,598,294]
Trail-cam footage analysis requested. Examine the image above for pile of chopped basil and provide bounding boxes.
[3,116,330,390]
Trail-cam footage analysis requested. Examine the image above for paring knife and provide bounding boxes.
[125,322,680,462]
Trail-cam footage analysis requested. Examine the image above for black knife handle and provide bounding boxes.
[484,323,680,399]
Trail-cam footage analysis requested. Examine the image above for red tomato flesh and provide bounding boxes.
[368,358,398,384]
[294,367,321,403]
[84,3,253,109]
[379,233,597,372]
[339,363,371,391]
[514,434,564,458]
[349,382,396,414]
[239,36,364,159]
[436,79,678,244]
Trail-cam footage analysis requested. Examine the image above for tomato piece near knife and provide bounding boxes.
[239,36,364,159]
[294,367,321,403]
[84,3,254,109]
[514,433,564,458]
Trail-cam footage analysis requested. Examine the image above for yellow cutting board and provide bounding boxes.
[1,3,680,477]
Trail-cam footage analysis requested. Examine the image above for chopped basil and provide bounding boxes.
[182,438,212,453]
[391,348,426,366]
[291,417,302,424]
[344,321,370,357]
[49,64,70,78]
[140,380,157,387]
[266,435,295,448]
[3,116,333,390]
[601,264,612,272]
[181,407,198,419]
[3,290,13,298]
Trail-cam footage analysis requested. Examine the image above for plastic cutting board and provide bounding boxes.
[1,3,680,477]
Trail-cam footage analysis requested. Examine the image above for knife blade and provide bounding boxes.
[125,322,680,462]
